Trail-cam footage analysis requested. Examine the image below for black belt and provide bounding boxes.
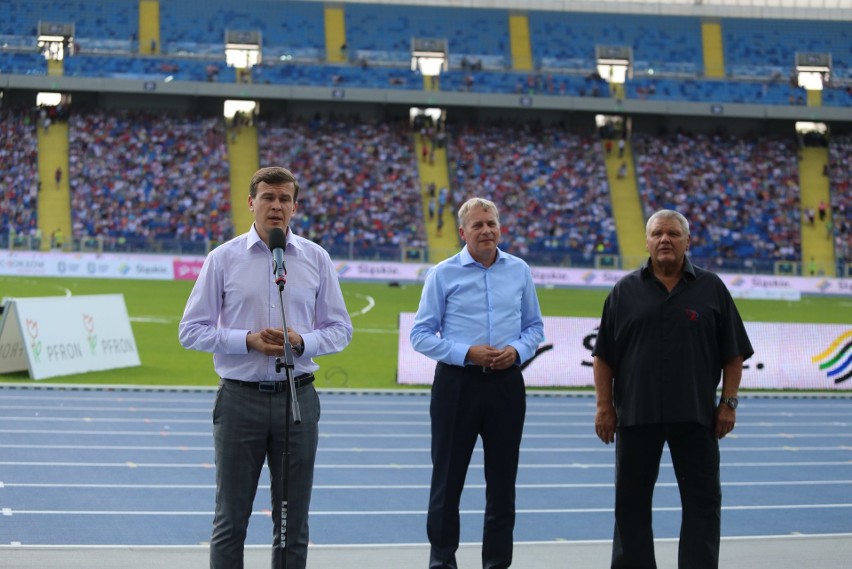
[225,373,314,393]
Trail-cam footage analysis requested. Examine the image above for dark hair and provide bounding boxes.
[249,166,300,202]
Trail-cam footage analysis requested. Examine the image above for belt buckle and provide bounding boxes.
[482,366,493,374]
[257,382,277,393]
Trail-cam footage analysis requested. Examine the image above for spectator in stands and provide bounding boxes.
[593,209,753,569]
[410,197,544,569]
[0,107,40,248]
[68,109,233,250]
[179,166,352,569]
[258,116,426,259]
[448,122,617,264]
[633,131,802,266]
[828,135,851,264]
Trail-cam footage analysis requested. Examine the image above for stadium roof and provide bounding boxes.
[302,0,851,20]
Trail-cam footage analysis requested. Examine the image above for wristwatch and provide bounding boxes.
[719,396,738,410]
[292,341,304,356]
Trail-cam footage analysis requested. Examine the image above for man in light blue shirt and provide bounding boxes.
[411,197,544,569]
[179,166,352,569]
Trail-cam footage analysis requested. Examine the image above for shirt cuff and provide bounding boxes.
[227,329,251,354]
[450,343,470,367]
[300,333,315,358]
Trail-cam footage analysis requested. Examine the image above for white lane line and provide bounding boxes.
[0,460,850,469]
[5,504,852,516]
[2,480,850,490]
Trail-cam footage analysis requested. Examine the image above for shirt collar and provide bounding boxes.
[641,256,697,281]
[247,224,302,255]
[459,245,506,268]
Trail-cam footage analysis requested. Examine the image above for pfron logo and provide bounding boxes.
[811,330,852,385]
[25,318,42,363]
[83,313,97,355]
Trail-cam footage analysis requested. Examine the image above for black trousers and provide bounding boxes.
[427,362,526,569]
[612,422,721,569]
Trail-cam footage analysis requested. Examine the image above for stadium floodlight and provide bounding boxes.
[225,30,262,70]
[796,52,830,91]
[411,37,448,77]
[596,45,632,85]
[37,21,74,61]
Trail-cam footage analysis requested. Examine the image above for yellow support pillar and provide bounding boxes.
[37,121,72,251]
[415,134,457,263]
[138,0,160,54]
[701,20,725,78]
[807,89,823,107]
[47,59,63,77]
[799,147,834,277]
[226,122,260,235]
[324,5,347,63]
[603,139,647,269]
[509,13,532,71]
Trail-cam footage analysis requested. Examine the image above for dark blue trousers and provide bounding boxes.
[612,422,721,569]
[209,379,320,569]
[427,363,526,569]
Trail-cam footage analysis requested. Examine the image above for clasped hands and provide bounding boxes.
[466,344,518,371]
[247,327,303,356]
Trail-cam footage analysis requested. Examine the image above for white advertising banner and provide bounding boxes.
[0,250,202,281]
[0,294,140,380]
[396,313,852,390]
[1,251,850,297]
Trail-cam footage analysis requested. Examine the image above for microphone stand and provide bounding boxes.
[273,264,301,569]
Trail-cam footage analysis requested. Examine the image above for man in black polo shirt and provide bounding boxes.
[592,209,753,569]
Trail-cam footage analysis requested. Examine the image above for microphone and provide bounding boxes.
[268,227,287,286]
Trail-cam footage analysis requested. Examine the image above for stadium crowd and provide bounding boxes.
[257,115,427,259]
[0,107,40,245]
[828,134,852,264]
[447,122,617,263]
[67,109,233,248]
[4,105,852,274]
[632,131,802,266]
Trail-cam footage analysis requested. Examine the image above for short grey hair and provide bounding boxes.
[646,209,689,237]
[458,197,500,227]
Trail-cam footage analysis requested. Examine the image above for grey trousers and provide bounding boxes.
[210,379,320,569]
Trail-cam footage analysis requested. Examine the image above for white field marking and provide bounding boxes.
[0,444,212,451]
[4,480,849,491]
[0,405,209,413]
[6,504,852,517]
[0,417,209,425]
[0,429,213,437]
[0,442,850,455]
[1,533,851,549]
[1,460,851,469]
[348,292,375,317]
[91,293,377,326]
[2,414,851,431]
[129,316,174,324]
[3,428,852,441]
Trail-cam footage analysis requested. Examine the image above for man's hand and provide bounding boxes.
[595,404,617,444]
[247,327,303,356]
[467,345,517,370]
[715,405,736,439]
[247,328,285,356]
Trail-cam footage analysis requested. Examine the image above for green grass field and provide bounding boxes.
[1,275,849,389]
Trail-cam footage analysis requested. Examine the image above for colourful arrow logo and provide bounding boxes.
[812,330,852,385]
